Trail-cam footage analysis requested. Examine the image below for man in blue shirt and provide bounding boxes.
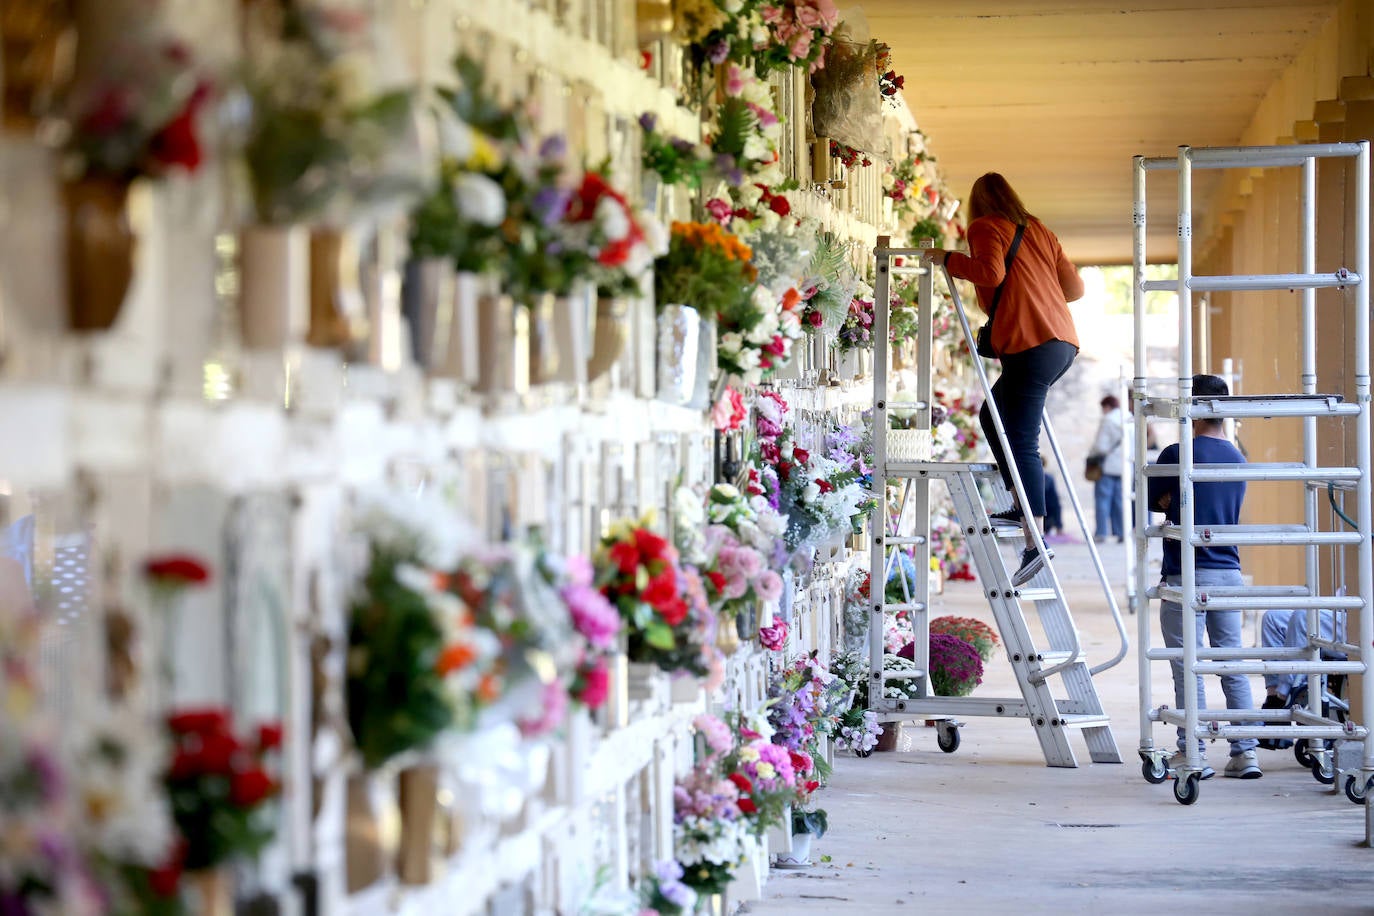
[1147,374,1260,779]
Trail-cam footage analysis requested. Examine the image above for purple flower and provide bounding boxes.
[670,137,695,154]
[539,134,567,162]
[639,112,658,133]
[531,185,571,227]
[708,41,730,64]
[28,745,63,804]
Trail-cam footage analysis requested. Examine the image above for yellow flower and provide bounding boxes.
[465,132,504,172]
[756,762,776,780]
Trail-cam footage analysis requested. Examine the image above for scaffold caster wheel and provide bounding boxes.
[1142,758,1168,784]
[1294,740,1315,769]
[854,748,872,759]
[1173,773,1200,805]
[936,726,960,754]
[1343,775,1372,805]
[1310,756,1336,785]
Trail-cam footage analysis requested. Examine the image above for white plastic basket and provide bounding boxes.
[887,428,932,461]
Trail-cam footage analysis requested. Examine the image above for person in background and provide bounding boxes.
[1090,394,1126,543]
[1256,608,1342,750]
[923,172,1084,586]
[1147,373,1260,780]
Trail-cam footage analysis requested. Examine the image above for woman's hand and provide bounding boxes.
[921,247,948,264]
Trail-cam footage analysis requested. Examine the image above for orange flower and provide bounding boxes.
[477,673,501,703]
[781,288,801,310]
[436,642,477,676]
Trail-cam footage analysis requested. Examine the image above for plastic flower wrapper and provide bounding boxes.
[811,23,884,153]
[798,231,860,334]
[672,485,709,564]
[739,217,817,295]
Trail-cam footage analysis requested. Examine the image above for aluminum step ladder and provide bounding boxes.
[1131,142,1374,839]
[866,237,1127,767]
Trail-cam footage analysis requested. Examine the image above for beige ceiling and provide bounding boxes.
[864,0,1342,264]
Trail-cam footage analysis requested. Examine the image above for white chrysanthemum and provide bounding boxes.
[742,134,770,164]
[595,196,630,241]
[454,173,508,228]
[719,331,744,356]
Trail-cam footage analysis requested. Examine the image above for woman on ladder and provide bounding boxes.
[922,173,1085,586]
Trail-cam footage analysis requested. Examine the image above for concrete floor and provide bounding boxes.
[748,539,1374,915]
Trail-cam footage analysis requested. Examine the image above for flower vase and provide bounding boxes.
[62,176,135,332]
[531,287,591,385]
[777,831,813,867]
[239,224,309,350]
[187,868,233,916]
[874,721,904,752]
[308,227,361,349]
[526,293,560,386]
[344,772,387,893]
[476,293,530,395]
[735,604,758,643]
[587,297,630,384]
[715,617,742,656]
[435,271,487,384]
[835,347,859,381]
[655,304,701,405]
[396,763,439,886]
[688,314,716,409]
[401,257,453,371]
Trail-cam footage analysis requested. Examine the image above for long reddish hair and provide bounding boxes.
[968,173,1034,226]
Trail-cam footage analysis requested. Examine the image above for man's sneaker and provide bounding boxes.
[989,507,1024,528]
[1224,749,1263,779]
[1010,547,1052,587]
[1167,751,1215,780]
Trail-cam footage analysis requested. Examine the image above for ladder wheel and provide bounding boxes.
[1344,775,1373,805]
[1173,773,1201,805]
[1294,740,1315,768]
[1142,758,1168,784]
[1310,756,1336,785]
[936,726,960,754]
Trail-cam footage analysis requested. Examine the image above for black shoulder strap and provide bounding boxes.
[987,223,1027,321]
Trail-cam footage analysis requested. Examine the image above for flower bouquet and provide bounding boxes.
[710,387,748,433]
[642,859,700,915]
[595,517,712,677]
[561,169,657,298]
[640,112,713,189]
[829,650,883,754]
[163,709,280,872]
[700,523,782,624]
[725,735,796,834]
[835,295,876,353]
[557,555,622,711]
[753,0,841,74]
[717,284,804,385]
[654,220,756,319]
[707,65,788,223]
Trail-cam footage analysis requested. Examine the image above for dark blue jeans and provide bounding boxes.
[979,339,1077,518]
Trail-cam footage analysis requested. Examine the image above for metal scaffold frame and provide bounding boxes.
[1131,142,1374,839]
[864,236,1128,766]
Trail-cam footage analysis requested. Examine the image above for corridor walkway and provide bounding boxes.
[748,539,1374,915]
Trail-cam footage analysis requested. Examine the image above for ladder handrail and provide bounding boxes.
[937,264,1083,683]
[1042,409,1131,675]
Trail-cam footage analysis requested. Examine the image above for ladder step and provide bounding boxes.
[1057,714,1112,729]
[882,668,926,681]
[1141,270,1361,293]
[1140,394,1358,420]
[883,602,927,614]
[1156,586,1364,611]
[884,460,1000,478]
[1033,650,1086,668]
[1148,523,1363,547]
[1191,660,1365,676]
[880,535,928,546]
[1014,587,1058,603]
[1141,462,1362,483]
[1146,584,1311,600]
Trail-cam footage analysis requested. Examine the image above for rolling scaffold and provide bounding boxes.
[1131,142,1374,841]
[864,236,1128,766]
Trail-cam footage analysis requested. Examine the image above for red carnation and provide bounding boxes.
[765,335,787,356]
[197,730,242,774]
[634,528,670,560]
[769,193,791,216]
[257,722,283,752]
[792,447,810,464]
[816,478,835,494]
[148,103,203,173]
[805,780,820,793]
[167,708,230,735]
[727,772,754,794]
[607,540,640,575]
[789,750,813,774]
[806,309,824,327]
[641,568,679,612]
[577,657,610,709]
[737,796,758,815]
[705,570,727,595]
[147,842,185,898]
[145,554,212,586]
[658,597,690,627]
[230,767,275,807]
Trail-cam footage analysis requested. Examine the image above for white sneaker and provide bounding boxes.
[1167,751,1215,780]
[1224,749,1262,779]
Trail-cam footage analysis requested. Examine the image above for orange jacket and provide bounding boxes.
[945,216,1083,355]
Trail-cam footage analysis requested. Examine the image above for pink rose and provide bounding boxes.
[705,197,733,224]
[790,30,813,61]
[756,569,783,603]
[760,5,783,24]
[795,4,822,29]
[577,657,611,709]
[725,64,745,97]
